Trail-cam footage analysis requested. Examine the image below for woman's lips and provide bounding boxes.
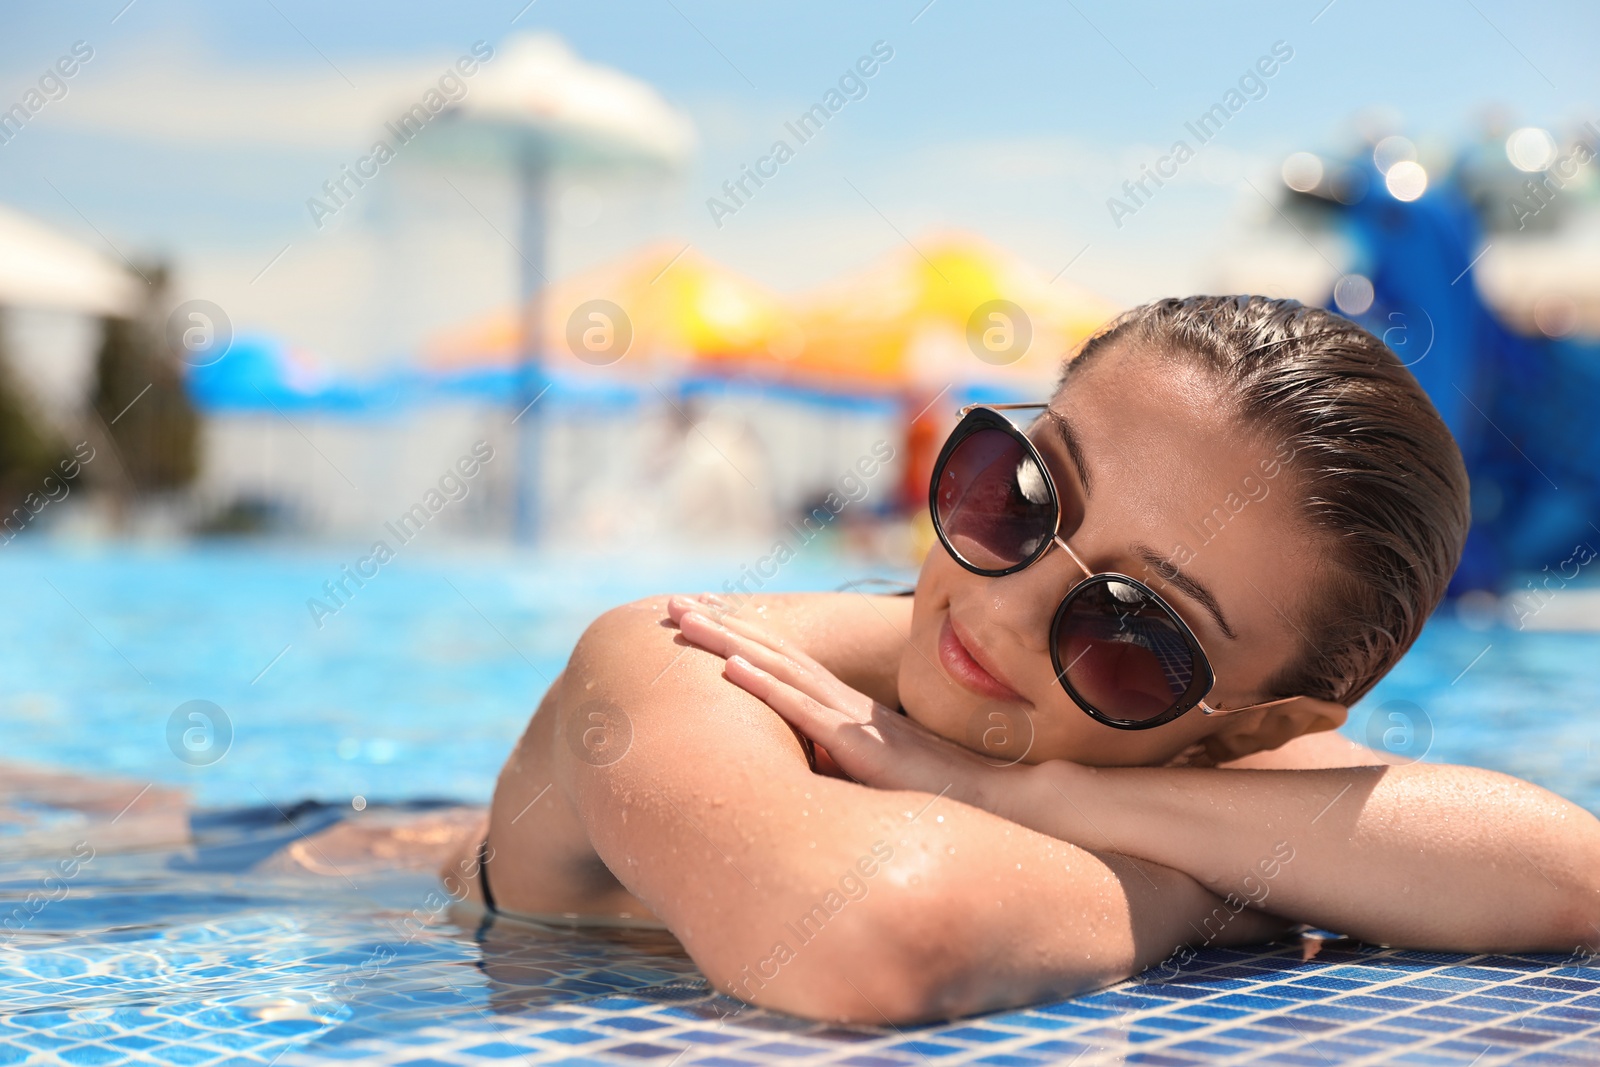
[938,615,1025,702]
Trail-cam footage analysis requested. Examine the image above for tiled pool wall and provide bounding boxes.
[3,798,1598,1067]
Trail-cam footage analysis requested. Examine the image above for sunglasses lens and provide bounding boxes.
[1055,580,1197,723]
[934,426,1056,572]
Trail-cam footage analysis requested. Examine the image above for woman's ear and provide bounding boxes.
[1200,696,1348,765]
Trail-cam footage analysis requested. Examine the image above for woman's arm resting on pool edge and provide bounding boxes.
[550,599,1289,1023]
[671,604,1600,956]
[1023,757,1600,954]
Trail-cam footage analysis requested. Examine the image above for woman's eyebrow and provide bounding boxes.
[1040,407,1236,640]
[1133,543,1239,641]
[1043,411,1092,498]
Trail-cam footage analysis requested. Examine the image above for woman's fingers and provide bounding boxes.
[667,592,740,624]
[666,595,794,653]
[724,655,859,749]
[665,596,864,713]
[677,611,871,720]
[724,657,910,788]
[685,606,844,690]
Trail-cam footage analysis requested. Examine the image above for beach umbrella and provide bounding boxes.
[0,203,140,316]
[422,33,694,541]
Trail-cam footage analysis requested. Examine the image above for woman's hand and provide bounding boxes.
[666,595,1014,812]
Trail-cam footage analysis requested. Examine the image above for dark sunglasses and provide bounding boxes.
[929,402,1299,730]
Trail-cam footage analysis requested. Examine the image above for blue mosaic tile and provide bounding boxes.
[1210,1025,1293,1046]
[1283,1002,1382,1022]
[8,808,1600,1067]
[537,1028,610,1045]
[1126,981,1223,1000]
[462,1041,542,1058]
[1238,1053,1328,1067]
[1171,1002,1254,1021]
[1012,1038,1096,1057]
[1031,1000,1122,1020]
[885,1039,967,1057]
[1283,973,1366,992]
[1211,992,1301,1012]
[1514,1015,1595,1035]
[1249,1013,1343,1036]
[924,1026,1008,1044]
[604,1042,690,1058]
[978,1011,1078,1031]
[1166,1037,1252,1056]
[594,1017,670,1033]
[672,1029,744,1045]
[1137,1015,1208,1033]
[56,1046,128,1066]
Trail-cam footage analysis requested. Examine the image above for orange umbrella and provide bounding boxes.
[422,242,797,374]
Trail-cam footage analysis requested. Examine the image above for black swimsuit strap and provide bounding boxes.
[477,837,498,913]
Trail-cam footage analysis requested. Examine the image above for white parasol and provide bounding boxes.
[424,34,694,541]
[0,203,140,317]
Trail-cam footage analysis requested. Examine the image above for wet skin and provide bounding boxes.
[440,344,1600,1021]
[901,347,1336,769]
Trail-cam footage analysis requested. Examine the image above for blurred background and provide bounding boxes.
[2,0,1599,812]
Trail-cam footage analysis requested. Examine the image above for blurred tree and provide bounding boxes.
[0,308,67,512]
[91,266,199,492]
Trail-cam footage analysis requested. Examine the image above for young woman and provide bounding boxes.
[441,296,1600,1023]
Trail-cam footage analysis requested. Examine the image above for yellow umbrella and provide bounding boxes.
[696,232,1115,392]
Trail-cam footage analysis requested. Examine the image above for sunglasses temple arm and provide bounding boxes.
[1200,694,1305,717]
[965,401,1052,413]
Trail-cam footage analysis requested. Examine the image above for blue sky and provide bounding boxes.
[1,0,1595,360]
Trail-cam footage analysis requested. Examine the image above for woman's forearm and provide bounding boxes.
[1025,760,1600,952]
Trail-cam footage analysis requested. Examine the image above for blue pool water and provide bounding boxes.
[3,543,1599,1066]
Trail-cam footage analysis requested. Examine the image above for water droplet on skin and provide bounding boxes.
[946,846,956,855]
[585,680,595,690]
[936,815,944,823]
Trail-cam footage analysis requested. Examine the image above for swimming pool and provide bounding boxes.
[3,543,1598,1065]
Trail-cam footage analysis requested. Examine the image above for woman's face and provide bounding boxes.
[900,346,1324,767]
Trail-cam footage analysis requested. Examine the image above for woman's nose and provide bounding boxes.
[987,545,1082,655]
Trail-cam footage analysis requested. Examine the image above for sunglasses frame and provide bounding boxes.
[929,402,1299,730]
